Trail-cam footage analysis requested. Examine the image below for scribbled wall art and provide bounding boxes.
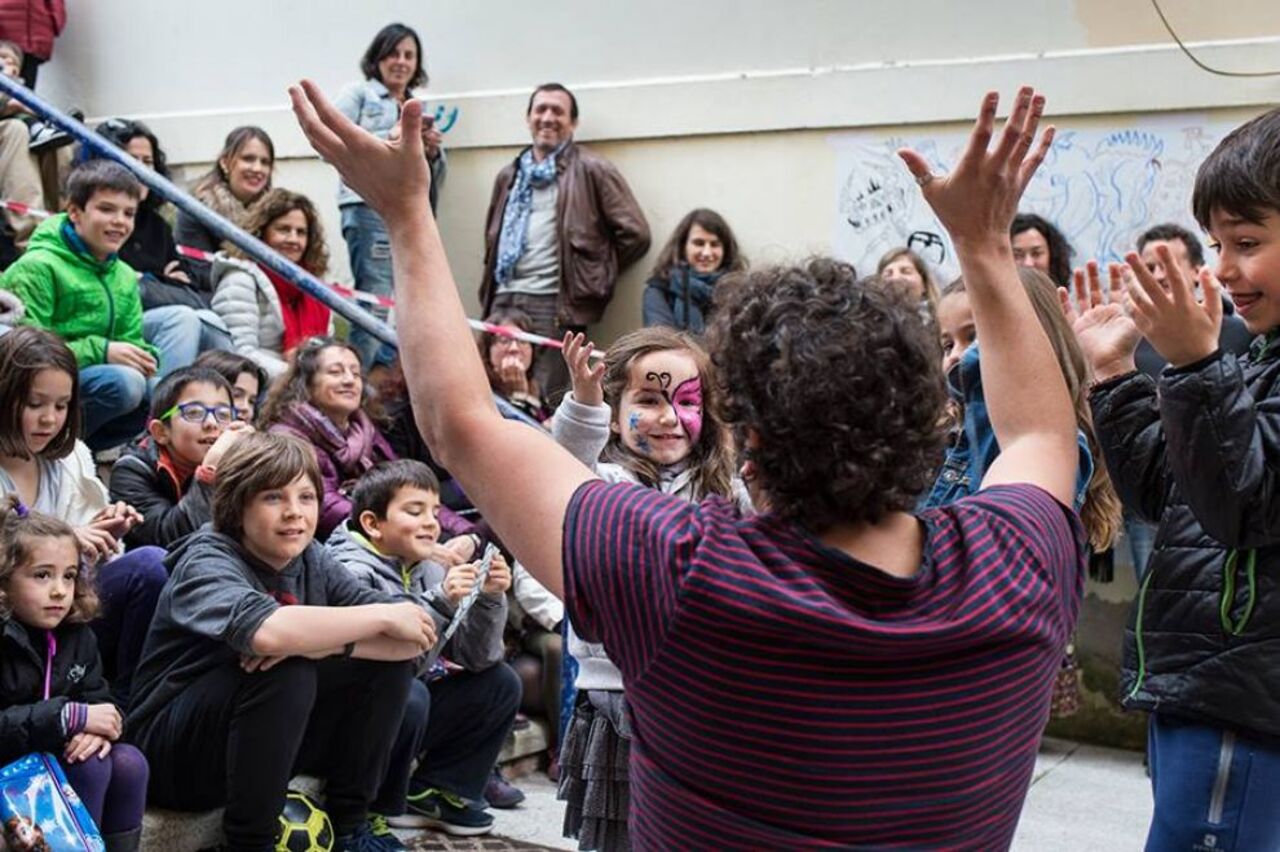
[830,113,1236,282]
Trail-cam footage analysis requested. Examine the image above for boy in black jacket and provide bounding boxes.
[1071,108,1280,850]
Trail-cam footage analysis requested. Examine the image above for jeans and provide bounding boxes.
[79,364,149,451]
[1146,714,1280,851]
[142,305,232,379]
[90,547,168,707]
[341,203,397,369]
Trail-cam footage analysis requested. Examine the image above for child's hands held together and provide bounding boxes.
[384,600,437,650]
[1061,260,1142,382]
[64,732,111,763]
[73,526,118,565]
[563,332,605,406]
[89,501,142,540]
[84,703,122,740]
[483,552,512,596]
[1123,246,1223,368]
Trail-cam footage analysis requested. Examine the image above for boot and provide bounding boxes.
[103,827,142,852]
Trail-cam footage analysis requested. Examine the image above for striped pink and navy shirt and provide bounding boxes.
[563,481,1085,850]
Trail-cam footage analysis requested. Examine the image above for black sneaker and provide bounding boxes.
[334,818,406,851]
[28,109,82,154]
[484,767,526,809]
[386,787,494,836]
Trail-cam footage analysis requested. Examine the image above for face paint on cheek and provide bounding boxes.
[671,377,703,445]
[627,410,651,453]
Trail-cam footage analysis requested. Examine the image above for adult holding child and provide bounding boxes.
[209,188,333,379]
[175,126,274,289]
[336,22,447,371]
[291,80,1086,849]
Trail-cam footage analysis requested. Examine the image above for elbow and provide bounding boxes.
[249,622,284,657]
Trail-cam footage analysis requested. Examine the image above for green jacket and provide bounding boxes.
[0,214,158,368]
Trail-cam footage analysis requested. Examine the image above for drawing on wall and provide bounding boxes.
[831,114,1233,282]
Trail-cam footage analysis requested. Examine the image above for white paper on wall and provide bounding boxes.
[831,113,1235,283]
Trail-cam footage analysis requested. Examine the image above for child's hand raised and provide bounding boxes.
[898,87,1053,246]
[202,420,254,471]
[1063,261,1142,382]
[563,332,605,406]
[483,552,512,596]
[1124,246,1223,368]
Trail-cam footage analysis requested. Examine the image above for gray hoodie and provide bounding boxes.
[325,520,507,673]
[127,524,392,734]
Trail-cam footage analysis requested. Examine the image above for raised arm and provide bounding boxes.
[290,81,593,599]
[899,88,1076,506]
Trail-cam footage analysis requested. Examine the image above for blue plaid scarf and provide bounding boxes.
[493,145,562,286]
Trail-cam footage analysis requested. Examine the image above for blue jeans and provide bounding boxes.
[1146,714,1280,850]
[79,363,149,450]
[91,546,168,707]
[142,305,232,379]
[341,203,397,369]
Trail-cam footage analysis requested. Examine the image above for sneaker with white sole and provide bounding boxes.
[385,787,494,836]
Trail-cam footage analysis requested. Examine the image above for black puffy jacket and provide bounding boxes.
[109,438,212,551]
[1091,341,1280,740]
[0,619,113,764]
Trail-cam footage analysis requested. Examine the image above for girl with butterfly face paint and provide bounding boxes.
[550,326,747,851]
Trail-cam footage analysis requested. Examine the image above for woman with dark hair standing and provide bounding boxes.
[1011,212,1074,287]
[641,208,745,335]
[175,125,275,288]
[337,23,447,371]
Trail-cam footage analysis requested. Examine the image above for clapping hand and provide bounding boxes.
[1124,246,1222,368]
[1060,260,1142,382]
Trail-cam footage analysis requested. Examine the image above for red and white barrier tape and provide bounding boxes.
[3,197,584,353]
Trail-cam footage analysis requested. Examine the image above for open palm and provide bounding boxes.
[1073,303,1141,370]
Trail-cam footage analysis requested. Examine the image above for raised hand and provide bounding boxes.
[289,79,430,224]
[202,420,254,470]
[563,332,605,406]
[1064,261,1142,381]
[898,87,1054,245]
[1124,246,1222,368]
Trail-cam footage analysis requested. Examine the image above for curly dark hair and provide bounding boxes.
[259,336,385,428]
[708,258,947,529]
[232,188,330,277]
[0,496,97,623]
[1011,212,1074,288]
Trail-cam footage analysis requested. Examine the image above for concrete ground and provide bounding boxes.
[458,737,1155,850]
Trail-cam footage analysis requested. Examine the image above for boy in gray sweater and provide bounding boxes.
[325,460,521,837]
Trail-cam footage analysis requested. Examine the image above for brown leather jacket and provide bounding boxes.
[480,141,650,327]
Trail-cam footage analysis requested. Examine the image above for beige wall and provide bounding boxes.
[42,0,1280,344]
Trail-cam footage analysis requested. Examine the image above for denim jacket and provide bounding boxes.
[334,78,447,210]
[922,345,1093,511]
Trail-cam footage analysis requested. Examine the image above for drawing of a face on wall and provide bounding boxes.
[907,230,947,266]
[840,172,909,234]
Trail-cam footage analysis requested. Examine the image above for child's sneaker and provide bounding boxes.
[334,817,407,852]
[386,787,494,836]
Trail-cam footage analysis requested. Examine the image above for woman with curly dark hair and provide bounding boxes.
[293,82,1085,848]
[1011,211,1074,287]
[209,188,332,379]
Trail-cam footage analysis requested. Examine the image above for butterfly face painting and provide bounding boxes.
[614,349,704,466]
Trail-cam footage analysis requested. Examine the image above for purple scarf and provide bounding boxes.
[285,402,386,478]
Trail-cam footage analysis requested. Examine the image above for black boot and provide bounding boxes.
[103,827,142,852]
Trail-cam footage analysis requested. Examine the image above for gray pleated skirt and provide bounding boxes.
[556,690,631,852]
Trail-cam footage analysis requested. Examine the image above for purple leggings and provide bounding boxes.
[59,743,149,833]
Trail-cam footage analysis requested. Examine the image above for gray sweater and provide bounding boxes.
[127,525,392,733]
[325,520,507,673]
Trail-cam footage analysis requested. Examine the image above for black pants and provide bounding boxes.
[132,656,413,851]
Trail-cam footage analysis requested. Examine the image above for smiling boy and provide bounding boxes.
[1079,107,1280,849]
[110,366,253,550]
